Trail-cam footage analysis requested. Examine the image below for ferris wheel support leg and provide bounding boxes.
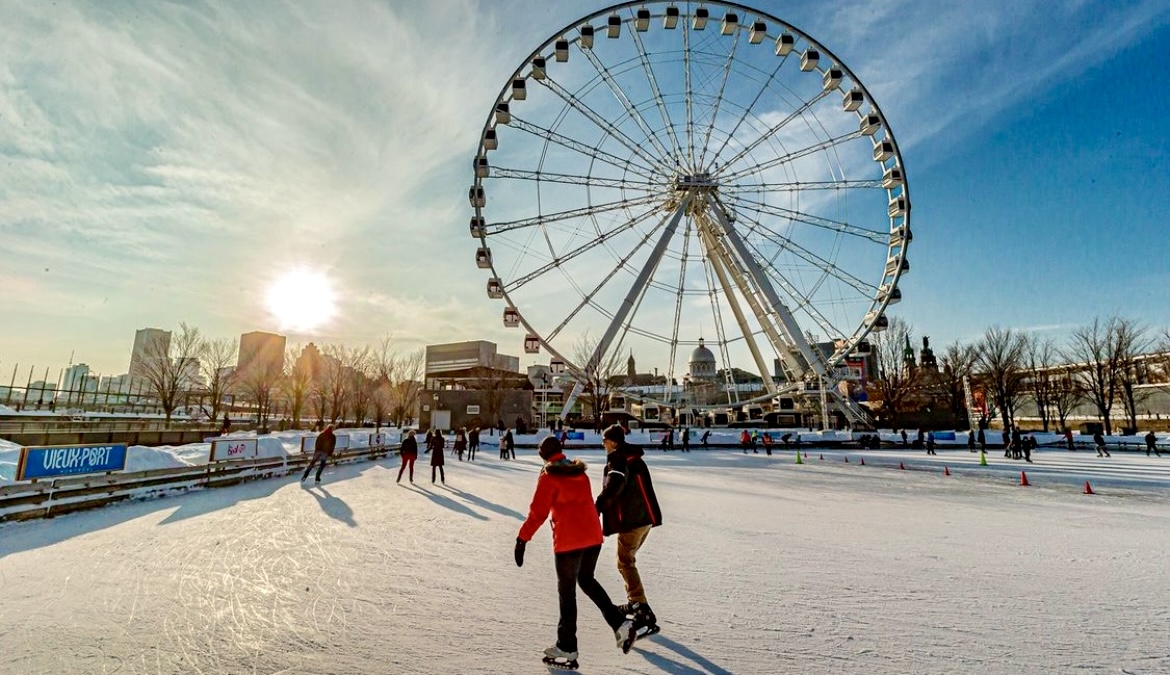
[585,197,692,375]
[696,222,780,396]
[709,202,829,382]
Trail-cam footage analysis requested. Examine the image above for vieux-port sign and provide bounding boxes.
[17,443,129,481]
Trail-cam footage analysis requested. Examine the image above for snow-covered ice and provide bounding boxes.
[1,445,1168,674]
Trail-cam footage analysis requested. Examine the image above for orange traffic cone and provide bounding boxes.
[899,462,905,470]
[844,456,849,463]
[1084,481,1094,495]
[819,454,824,461]
[1020,471,1030,487]
[944,466,950,476]
[860,457,865,466]
[803,453,808,459]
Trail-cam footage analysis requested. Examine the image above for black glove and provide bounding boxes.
[514,537,526,567]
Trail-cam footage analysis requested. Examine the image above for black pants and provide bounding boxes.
[468,443,477,460]
[554,544,623,653]
[302,451,329,481]
[431,465,445,483]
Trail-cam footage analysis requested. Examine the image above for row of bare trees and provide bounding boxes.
[139,326,424,429]
[868,316,1170,433]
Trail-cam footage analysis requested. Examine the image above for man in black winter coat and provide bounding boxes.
[595,424,663,633]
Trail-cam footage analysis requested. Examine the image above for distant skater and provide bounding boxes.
[301,424,336,484]
[701,430,711,448]
[1093,431,1111,458]
[454,427,467,461]
[1145,430,1161,457]
[468,427,480,461]
[426,428,446,484]
[397,429,419,483]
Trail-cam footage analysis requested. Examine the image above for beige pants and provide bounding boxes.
[616,524,652,603]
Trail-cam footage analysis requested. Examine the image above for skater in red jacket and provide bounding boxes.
[515,436,635,670]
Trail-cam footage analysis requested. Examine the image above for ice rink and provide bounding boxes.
[2,445,1168,674]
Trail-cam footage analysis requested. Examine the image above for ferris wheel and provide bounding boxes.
[469,1,910,418]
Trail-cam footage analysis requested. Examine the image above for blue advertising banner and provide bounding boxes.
[17,443,129,481]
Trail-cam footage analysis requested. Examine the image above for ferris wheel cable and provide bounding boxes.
[697,243,741,405]
[730,179,885,192]
[585,197,691,374]
[503,203,666,293]
[508,117,662,181]
[490,167,664,191]
[683,13,697,170]
[663,216,696,404]
[695,24,744,170]
[625,23,688,164]
[575,44,677,165]
[704,55,793,167]
[732,208,880,297]
[722,193,888,245]
[717,129,865,183]
[540,204,676,343]
[536,76,675,175]
[710,87,833,174]
[485,193,660,236]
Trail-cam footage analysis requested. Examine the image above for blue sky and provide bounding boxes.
[1,0,1167,377]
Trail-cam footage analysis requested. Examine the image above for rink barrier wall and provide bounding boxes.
[0,443,401,523]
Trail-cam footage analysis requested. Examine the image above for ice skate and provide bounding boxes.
[542,645,579,670]
[616,618,637,653]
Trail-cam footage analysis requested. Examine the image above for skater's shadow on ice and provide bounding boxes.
[637,635,732,675]
[309,486,356,527]
[445,485,524,521]
[413,485,489,521]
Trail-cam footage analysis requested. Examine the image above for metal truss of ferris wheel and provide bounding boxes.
[468,1,912,426]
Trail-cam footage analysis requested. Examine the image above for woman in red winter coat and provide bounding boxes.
[425,428,446,484]
[396,429,418,484]
[514,436,634,669]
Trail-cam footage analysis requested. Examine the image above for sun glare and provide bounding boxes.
[265,268,337,332]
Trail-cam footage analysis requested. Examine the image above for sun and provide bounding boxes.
[265,267,337,332]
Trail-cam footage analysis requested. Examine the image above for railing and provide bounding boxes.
[0,420,222,435]
[0,443,401,523]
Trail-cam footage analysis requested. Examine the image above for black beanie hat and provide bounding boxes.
[602,424,625,444]
[538,435,562,460]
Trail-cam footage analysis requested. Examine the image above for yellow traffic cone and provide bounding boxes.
[979,451,988,466]
[795,451,803,465]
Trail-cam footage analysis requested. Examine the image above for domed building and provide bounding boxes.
[689,338,718,382]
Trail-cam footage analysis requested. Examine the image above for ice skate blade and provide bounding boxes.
[542,656,579,670]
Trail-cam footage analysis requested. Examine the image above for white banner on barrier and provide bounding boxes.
[301,433,349,454]
[209,438,258,462]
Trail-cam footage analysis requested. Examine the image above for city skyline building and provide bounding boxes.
[128,328,171,382]
[237,331,286,381]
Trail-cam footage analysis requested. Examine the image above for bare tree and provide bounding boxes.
[237,352,282,431]
[1066,317,1127,435]
[387,348,424,428]
[282,344,313,428]
[932,341,978,429]
[571,331,627,432]
[140,322,201,424]
[867,317,919,429]
[198,336,237,423]
[974,326,1028,429]
[348,354,374,427]
[1115,319,1152,433]
[1050,369,1084,432]
[1023,335,1059,432]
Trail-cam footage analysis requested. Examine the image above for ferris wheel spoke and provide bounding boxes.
[697,27,743,170]
[510,117,661,181]
[732,206,880,297]
[661,217,696,403]
[718,130,864,183]
[585,197,691,374]
[731,179,885,192]
[576,47,676,166]
[545,215,664,344]
[683,16,696,169]
[537,76,674,174]
[705,52,791,168]
[700,244,741,404]
[747,239,854,340]
[486,194,661,236]
[492,166,663,192]
[711,88,832,173]
[724,193,888,244]
[627,25,687,163]
[504,204,666,293]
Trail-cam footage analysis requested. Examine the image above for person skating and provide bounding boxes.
[700,429,711,448]
[397,429,419,483]
[596,424,663,640]
[468,426,479,461]
[425,428,446,484]
[1145,430,1162,457]
[515,436,636,670]
[301,424,337,484]
[926,431,936,455]
[1093,431,1111,457]
[454,427,467,461]
[503,427,516,460]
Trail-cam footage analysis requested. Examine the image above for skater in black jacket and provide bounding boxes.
[596,424,663,638]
